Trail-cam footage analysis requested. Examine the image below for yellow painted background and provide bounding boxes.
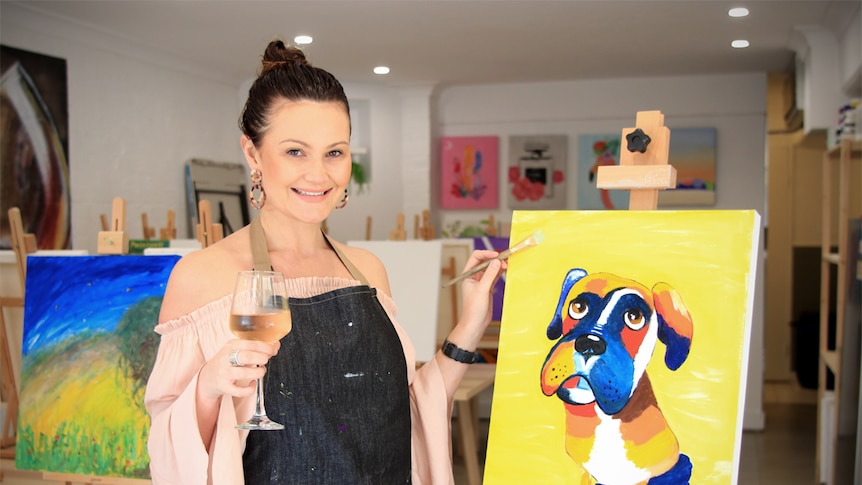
[485,210,760,484]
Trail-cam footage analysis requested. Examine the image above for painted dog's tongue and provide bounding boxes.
[563,376,591,391]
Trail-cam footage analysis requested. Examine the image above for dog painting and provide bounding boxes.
[540,269,693,484]
[484,210,760,484]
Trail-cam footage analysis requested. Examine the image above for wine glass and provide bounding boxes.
[229,270,292,430]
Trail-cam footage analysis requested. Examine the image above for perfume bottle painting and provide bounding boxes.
[518,141,554,199]
[0,60,70,249]
[508,135,567,209]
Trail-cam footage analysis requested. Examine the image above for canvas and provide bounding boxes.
[658,128,717,207]
[15,254,180,478]
[440,136,499,209]
[0,45,70,250]
[577,134,629,210]
[485,210,760,485]
[472,236,509,323]
[346,240,442,362]
[508,135,567,210]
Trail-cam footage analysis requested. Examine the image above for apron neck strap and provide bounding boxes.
[249,216,370,286]
[322,232,370,286]
[250,216,271,271]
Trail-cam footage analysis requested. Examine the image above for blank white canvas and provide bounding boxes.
[347,240,442,363]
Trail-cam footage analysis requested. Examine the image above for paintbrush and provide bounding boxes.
[441,230,545,288]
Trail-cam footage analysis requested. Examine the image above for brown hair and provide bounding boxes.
[239,39,350,146]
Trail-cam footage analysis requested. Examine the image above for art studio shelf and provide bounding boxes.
[815,138,862,485]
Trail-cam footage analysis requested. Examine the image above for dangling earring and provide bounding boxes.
[335,188,349,210]
[249,169,266,210]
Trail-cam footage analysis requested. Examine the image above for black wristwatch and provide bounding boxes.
[441,339,481,364]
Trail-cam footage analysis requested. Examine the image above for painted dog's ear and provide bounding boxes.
[653,282,693,370]
[547,268,588,340]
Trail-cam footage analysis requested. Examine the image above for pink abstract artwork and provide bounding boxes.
[440,136,499,209]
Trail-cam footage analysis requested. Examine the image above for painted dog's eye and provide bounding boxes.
[567,297,588,320]
[624,308,645,330]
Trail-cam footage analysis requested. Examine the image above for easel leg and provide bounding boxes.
[629,189,659,211]
[0,303,19,451]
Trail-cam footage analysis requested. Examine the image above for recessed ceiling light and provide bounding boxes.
[728,7,749,18]
[731,39,750,48]
[373,66,390,75]
[294,35,313,45]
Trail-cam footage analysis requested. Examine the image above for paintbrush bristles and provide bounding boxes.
[440,230,545,288]
[499,230,544,259]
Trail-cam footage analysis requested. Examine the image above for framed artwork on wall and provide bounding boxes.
[659,127,717,207]
[577,134,628,210]
[507,135,567,210]
[0,45,70,250]
[440,136,499,210]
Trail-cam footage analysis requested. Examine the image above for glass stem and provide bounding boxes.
[254,377,267,417]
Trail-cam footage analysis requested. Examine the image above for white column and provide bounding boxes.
[398,85,438,235]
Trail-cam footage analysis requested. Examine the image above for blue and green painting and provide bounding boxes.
[15,254,179,478]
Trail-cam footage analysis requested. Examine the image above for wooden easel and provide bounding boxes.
[596,110,676,210]
[389,213,407,241]
[159,209,177,240]
[42,470,148,485]
[140,212,155,240]
[196,200,223,248]
[97,197,129,254]
[418,210,434,240]
[0,208,35,459]
[485,214,497,237]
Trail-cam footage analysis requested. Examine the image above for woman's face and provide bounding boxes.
[243,99,352,224]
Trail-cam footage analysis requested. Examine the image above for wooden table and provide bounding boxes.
[453,363,496,485]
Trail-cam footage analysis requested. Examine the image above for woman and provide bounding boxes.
[144,39,504,485]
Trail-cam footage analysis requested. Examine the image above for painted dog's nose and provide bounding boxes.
[575,334,606,357]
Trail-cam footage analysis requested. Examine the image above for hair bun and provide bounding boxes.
[260,39,309,75]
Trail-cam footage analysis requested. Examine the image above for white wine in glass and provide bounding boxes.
[229,271,291,430]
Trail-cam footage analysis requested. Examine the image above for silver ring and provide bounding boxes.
[228,349,242,367]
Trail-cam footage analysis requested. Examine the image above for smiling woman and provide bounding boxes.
[144,38,505,485]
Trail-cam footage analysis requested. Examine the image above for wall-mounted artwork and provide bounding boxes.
[485,209,760,484]
[577,135,628,210]
[0,45,70,250]
[440,136,499,210]
[16,255,180,479]
[659,127,717,207]
[507,135,567,210]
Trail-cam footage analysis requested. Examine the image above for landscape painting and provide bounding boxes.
[16,254,180,478]
[659,127,717,207]
[485,210,760,484]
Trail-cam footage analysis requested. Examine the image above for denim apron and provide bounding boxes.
[242,217,412,484]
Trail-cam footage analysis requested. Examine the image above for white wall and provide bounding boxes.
[325,83,405,242]
[433,73,768,430]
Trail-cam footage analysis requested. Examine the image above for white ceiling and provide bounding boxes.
[7,0,861,89]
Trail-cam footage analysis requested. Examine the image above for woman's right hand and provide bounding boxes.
[197,339,281,402]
